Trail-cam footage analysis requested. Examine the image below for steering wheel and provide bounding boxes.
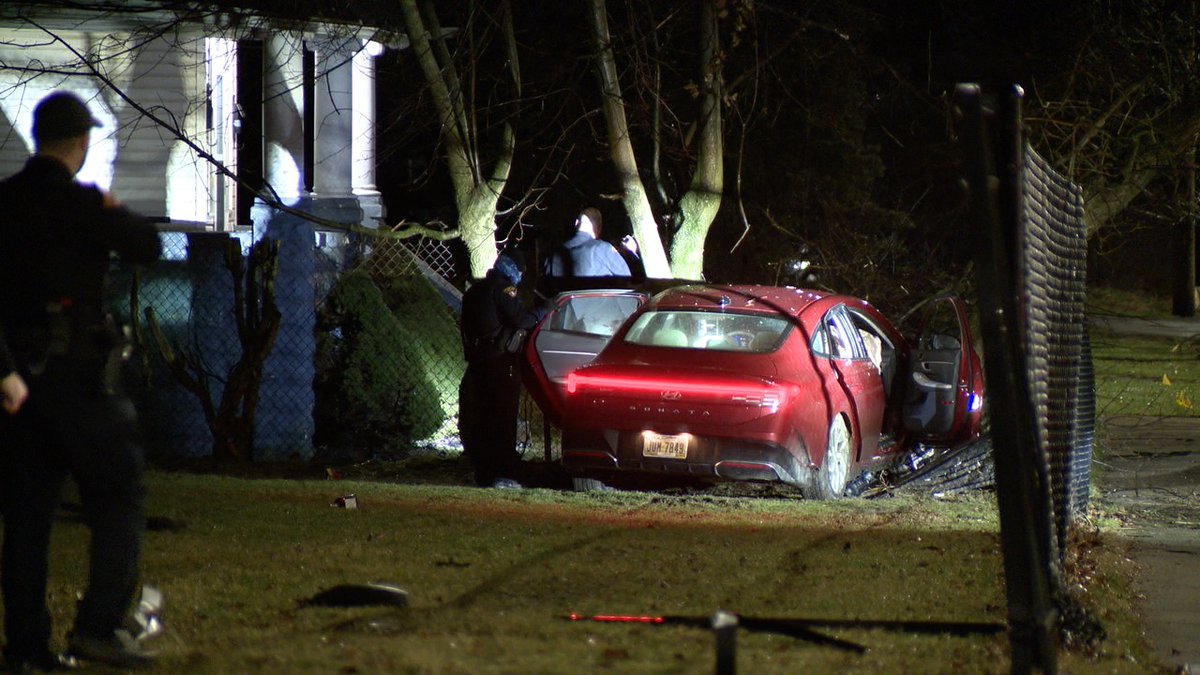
[727,331,755,348]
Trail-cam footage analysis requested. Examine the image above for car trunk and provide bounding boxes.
[564,362,793,437]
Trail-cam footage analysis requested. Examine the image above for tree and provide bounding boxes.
[1018,1,1200,313]
[670,0,724,280]
[1022,2,1200,241]
[391,0,520,278]
[586,0,731,280]
[142,239,282,461]
[702,1,928,304]
[586,0,670,277]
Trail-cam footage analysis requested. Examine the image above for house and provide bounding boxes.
[0,1,399,459]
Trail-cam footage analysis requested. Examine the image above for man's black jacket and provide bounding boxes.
[460,268,545,363]
[0,155,161,377]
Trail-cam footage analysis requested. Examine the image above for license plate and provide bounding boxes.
[642,432,689,459]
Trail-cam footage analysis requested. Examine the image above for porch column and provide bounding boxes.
[313,36,355,197]
[263,32,305,203]
[352,39,385,227]
[250,31,316,459]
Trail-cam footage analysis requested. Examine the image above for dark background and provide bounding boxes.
[364,0,1194,311]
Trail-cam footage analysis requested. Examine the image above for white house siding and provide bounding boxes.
[113,28,202,221]
[0,8,395,460]
[0,26,209,223]
[0,29,119,190]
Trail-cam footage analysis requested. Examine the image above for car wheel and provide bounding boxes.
[572,477,614,492]
[810,416,851,500]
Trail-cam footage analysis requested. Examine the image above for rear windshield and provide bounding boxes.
[622,310,791,352]
[548,294,643,337]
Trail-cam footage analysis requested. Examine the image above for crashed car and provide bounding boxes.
[523,284,983,498]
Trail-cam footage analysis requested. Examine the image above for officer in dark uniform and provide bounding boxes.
[0,91,162,670]
[458,249,546,488]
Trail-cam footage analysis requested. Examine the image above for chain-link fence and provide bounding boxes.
[115,223,479,462]
[314,233,467,457]
[957,83,1097,672]
[1020,148,1092,552]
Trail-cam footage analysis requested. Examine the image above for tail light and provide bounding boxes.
[566,371,790,412]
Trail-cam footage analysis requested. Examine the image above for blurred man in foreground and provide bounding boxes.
[0,90,162,671]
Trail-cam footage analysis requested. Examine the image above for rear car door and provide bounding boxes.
[901,296,984,445]
[522,290,648,426]
[811,304,887,462]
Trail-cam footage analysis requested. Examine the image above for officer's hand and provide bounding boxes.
[1,371,28,415]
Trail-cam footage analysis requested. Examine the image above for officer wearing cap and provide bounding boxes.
[458,249,546,488]
[0,90,162,670]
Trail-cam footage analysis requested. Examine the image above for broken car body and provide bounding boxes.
[523,284,984,498]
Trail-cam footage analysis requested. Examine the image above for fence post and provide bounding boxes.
[956,83,1059,674]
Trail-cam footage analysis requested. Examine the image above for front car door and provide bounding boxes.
[522,290,648,426]
[901,296,984,446]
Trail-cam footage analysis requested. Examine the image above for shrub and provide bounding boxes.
[315,270,445,457]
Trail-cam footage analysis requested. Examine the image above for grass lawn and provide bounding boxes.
[4,287,1176,673]
[18,469,1153,674]
[1092,333,1200,418]
[1087,286,1174,319]
[1084,284,1198,417]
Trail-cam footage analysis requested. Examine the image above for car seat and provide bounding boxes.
[699,336,736,350]
[650,328,689,347]
[750,331,778,351]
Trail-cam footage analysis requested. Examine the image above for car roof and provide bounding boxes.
[646,284,835,317]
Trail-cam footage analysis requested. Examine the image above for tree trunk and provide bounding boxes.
[400,0,516,278]
[669,0,724,281]
[588,0,672,278]
[459,126,515,275]
[1173,143,1197,316]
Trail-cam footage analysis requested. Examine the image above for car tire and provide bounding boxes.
[572,477,613,492]
[810,415,851,500]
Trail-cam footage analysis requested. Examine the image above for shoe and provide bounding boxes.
[66,630,154,670]
[125,585,165,643]
[2,651,78,673]
[491,477,523,489]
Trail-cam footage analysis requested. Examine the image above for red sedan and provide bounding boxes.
[523,284,983,498]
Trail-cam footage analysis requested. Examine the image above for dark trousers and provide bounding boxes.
[1,359,146,658]
[458,356,522,486]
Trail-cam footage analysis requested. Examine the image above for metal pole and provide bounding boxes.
[712,609,737,675]
[956,83,1059,674]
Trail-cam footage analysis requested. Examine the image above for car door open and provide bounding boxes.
[902,296,983,445]
[522,290,647,427]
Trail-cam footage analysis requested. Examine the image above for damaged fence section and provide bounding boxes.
[956,83,1096,674]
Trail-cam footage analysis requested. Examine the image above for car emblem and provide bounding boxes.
[661,390,682,400]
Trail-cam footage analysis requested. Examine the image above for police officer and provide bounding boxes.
[459,249,545,488]
[0,91,162,670]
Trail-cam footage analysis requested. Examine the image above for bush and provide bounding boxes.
[315,270,446,457]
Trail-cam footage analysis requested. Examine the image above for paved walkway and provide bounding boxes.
[1090,314,1200,340]
[1095,416,1200,670]
[1090,315,1200,671]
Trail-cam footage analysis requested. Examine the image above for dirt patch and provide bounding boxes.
[1094,415,1200,669]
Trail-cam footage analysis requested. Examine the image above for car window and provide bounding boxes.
[623,310,790,352]
[845,310,893,369]
[811,306,865,360]
[548,295,643,337]
[911,298,963,350]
